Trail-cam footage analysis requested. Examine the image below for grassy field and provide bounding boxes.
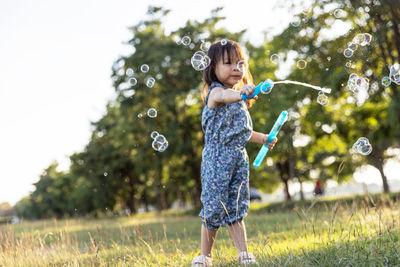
[1,193,400,266]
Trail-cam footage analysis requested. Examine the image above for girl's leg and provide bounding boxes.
[201,225,218,257]
[227,220,248,253]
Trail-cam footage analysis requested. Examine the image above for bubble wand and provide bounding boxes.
[241,79,274,101]
[253,110,288,168]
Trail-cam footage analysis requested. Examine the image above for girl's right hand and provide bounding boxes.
[240,84,258,100]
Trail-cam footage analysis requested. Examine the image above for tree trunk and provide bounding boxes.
[283,179,291,201]
[371,147,390,193]
[298,177,305,200]
[277,160,291,201]
[126,175,138,214]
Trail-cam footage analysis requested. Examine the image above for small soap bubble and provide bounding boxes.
[343,48,354,58]
[147,108,157,118]
[137,113,143,118]
[152,134,168,152]
[128,77,137,86]
[141,64,149,73]
[296,60,307,69]
[200,41,211,51]
[270,54,280,64]
[346,73,369,94]
[389,63,400,85]
[353,137,372,155]
[151,131,159,139]
[363,33,372,45]
[154,134,166,144]
[352,33,372,46]
[220,39,227,45]
[181,36,191,46]
[381,76,391,87]
[146,77,155,88]
[345,61,351,67]
[317,93,328,105]
[152,140,163,151]
[333,9,346,18]
[126,68,134,76]
[348,43,358,51]
[290,16,301,27]
[158,141,168,152]
[237,60,246,72]
[327,56,331,61]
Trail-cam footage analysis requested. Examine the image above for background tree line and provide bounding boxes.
[14,0,399,219]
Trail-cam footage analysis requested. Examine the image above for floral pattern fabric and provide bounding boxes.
[199,82,253,230]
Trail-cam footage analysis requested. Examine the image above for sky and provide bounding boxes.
[0,0,398,205]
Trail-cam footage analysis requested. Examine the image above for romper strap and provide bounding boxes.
[205,82,225,105]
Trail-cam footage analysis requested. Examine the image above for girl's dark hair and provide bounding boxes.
[201,40,255,108]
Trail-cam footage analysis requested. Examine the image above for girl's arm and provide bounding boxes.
[208,87,242,106]
[208,85,256,107]
[248,131,278,148]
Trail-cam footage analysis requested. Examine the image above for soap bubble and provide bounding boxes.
[155,134,166,144]
[381,76,391,87]
[220,39,227,45]
[346,73,369,94]
[348,43,358,51]
[270,54,280,64]
[126,68,134,76]
[137,113,143,118]
[128,77,137,86]
[389,63,400,85]
[317,92,328,105]
[352,33,372,46]
[237,60,246,72]
[152,134,168,152]
[352,137,372,155]
[363,33,372,45]
[345,61,351,67]
[141,64,149,73]
[191,51,211,71]
[343,48,354,58]
[333,9,346,18]
[147,108,157,118]
[158,141,168,152]
[296,60,307,69]
[200,41,211,51]
[290,16,301,27]
[152,139,163,151]
[181,36,191,46]
[151,131,159,139]
[146,77,155,88]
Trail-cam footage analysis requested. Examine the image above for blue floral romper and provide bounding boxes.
[199,82,253,230]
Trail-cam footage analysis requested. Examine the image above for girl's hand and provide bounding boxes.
[262,135,278,149]
[240,84,258,100]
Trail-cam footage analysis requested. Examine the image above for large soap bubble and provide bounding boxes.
[191,51,211,71]
[352,137,372,155]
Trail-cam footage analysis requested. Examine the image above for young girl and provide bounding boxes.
[192,40,277,266]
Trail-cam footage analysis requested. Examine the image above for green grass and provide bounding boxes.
[1,193,400,266]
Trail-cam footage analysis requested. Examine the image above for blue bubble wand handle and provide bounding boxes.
[253,110,288,168]
[241,79,274,101]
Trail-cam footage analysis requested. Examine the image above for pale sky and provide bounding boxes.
[0,0,398,205]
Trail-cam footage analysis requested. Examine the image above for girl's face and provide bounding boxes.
[215,51,245,88]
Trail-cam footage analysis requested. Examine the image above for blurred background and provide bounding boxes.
[1,0,399,220]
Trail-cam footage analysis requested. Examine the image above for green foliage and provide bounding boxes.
[16,1,400,218]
